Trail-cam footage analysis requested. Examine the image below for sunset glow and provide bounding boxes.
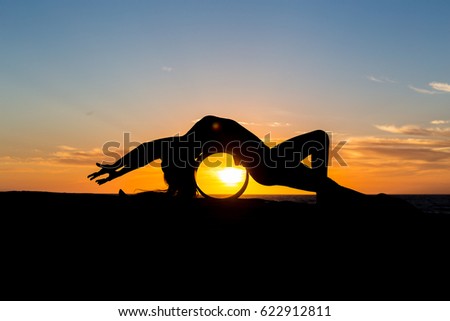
[217,168,246,187]
[195,153,249,197]
[1,1,449,195]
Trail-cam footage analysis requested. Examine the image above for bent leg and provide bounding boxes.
[271,130,329,178]
[185,116,332,193]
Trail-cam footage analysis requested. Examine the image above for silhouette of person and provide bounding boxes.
[88,115,366,204]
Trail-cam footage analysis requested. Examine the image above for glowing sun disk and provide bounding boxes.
[217,168,245,186]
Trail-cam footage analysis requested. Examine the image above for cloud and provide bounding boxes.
[408,85,437,95]
[58,145,78,151]
[191,118,292,128]
[235,121,291,127]
[409,82,450,94]
[366,77,449,95]
[341,136,450,169]
[375,125,432,136]
[347,136,450,150]
[375,124,450,137]
[330,120,450,173]
[367,75,397,83]
[432,147,450,153]
[367,75,383,83]
[431,120,449,125]
[161,66,174,72]
[429,82,450,93]
[237,121,258,126]
[268,122,291,127]
[52,146,113,166]
[0,146,107,170]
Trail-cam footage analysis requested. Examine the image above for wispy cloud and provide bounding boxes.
[375,124,450,137]
[0,146,107,169]
[429,82,450,93]
[237,121,291,128]
[331,120,450,176]
[367,75,397,83]
[268,122,291,127]
[409,82,450,94]
[408,85,437,95]
[431,120,449,125]
[0,155,66,174]
[340,136,450,173]
[192,119,291,128]
[237,121,258,126]
[53,146,106,165]
[367,76,450,95]
[161,66,174,72]
[58,145,78,151]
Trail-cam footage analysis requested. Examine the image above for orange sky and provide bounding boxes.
[1,129,449,195]
[1,2,449,195]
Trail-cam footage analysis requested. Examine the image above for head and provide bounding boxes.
[162,164,198,199]
[160,139,199,199]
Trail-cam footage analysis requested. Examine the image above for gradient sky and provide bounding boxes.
[1,0,449,194]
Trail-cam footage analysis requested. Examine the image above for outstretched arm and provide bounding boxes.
[87,139,165,185]
[87,162,131,185]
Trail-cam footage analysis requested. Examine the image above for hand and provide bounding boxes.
[87,163,119,185]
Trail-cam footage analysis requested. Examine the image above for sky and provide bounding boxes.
[1,0,449,195]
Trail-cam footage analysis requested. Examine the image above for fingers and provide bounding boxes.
[88,168,108,180]
[88,163,119,183]
[96,177,109,185]
[87,171,109,184]
[87,172,98,180]
[87,170,104,180]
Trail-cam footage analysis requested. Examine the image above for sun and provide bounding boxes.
[217,167,246,186]
[195,153,248,197]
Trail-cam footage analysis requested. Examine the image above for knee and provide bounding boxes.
[310,130,329,146]
[311,129,328,138]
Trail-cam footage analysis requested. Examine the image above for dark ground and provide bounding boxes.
[1,191,449,301]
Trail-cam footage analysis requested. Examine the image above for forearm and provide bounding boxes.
[88,138,167,185]
[120,139,164,170]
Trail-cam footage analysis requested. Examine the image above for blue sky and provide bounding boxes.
[1,0,449,193]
